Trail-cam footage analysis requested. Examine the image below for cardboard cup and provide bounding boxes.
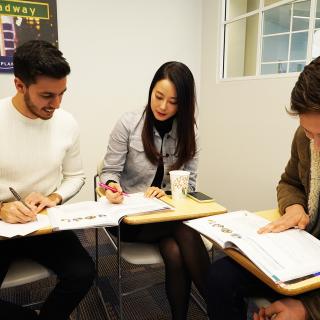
[169,170,190,201]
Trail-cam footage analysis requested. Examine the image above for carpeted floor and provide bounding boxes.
[0,228,209,319]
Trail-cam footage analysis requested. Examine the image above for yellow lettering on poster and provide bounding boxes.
[0,1,47,19]
[12,6,21,14]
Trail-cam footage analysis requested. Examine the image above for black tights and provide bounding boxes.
[116,221,210,320]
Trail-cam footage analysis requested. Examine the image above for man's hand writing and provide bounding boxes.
[24,192,61,214]
[0,201,37,223]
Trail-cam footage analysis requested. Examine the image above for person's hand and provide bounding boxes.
[144,187,165,198]
[105,182,124,204]
[0,201,37,224]
[253,307,267,320]
[253,298,308,320]
[258,204,309,234]
[24,192,61,214]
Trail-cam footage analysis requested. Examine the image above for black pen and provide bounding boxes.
[9,187,33,211]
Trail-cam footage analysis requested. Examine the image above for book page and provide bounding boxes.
[242,226,320,283]
[47,193,173,230]
[184,214,241,248]
[98,192,173,221]
[0,213,51,238]
[47,201,118,230]
[185,211,320,283]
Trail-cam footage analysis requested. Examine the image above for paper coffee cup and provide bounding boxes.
[169,170,190,201]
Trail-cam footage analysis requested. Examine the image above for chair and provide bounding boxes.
[94,185,165,320]
[1,258,80,319]
[1,259,52,290]
[1,258,52,310]
[94,162,212,319]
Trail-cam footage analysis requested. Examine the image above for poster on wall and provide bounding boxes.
[0,0,58,73]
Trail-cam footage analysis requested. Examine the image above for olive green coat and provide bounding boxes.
[277,126,320,320]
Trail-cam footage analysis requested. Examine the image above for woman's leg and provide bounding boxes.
[159,237,191,320]
[130,223,192,319]
[173,223,210,297]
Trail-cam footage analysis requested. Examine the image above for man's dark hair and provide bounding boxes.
[290,57,320,115]
[13,40,70,86]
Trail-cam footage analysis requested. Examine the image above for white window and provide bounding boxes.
[221,0,320,79]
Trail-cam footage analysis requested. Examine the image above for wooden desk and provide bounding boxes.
[31,226,53,236]
[123,195,227,225]
[224,209,320,295]
[95,187,227,225]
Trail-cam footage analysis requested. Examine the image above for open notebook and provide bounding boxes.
[184,210,320,284]
[0,193,173,238]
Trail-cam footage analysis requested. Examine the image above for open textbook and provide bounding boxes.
[184,210,320,284]
[0,193,173,238]
[0,214,51,238]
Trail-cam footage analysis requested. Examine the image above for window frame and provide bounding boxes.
[219,0,318,81]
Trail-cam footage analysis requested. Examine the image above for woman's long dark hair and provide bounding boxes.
[141,61,197,170]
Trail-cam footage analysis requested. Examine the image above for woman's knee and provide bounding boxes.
[159,238,184,269]
[174,223,203,244]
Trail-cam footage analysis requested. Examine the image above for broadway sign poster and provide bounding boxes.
[0,0,58,73]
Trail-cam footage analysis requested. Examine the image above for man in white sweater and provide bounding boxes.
[0,40,95,320]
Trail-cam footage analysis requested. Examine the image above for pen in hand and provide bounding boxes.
[98,182,129,196]
[9,187,33,211]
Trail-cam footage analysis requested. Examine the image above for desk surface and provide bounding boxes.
[224,208,320,295]
[123,195,227,225]
[29,193,227,235]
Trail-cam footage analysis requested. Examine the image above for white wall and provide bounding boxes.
[199,0,299,212]
[0,0,304,212]
[0,0,202,202]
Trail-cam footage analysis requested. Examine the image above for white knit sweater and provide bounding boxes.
[0,97,85,203]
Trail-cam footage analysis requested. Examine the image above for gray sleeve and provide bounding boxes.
[184,128,199,192]
[99,114,130,184]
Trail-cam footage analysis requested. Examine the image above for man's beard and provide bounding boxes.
[24,91,54,120]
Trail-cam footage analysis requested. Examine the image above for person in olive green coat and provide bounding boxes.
[206,57,320,320]
[255,57,320,320]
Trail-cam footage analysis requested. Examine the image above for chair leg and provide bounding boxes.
[190,291,207,315]
[95,228,99,280]
[118,225,124,320]
[94,228,113,320]
[94,174,98,202]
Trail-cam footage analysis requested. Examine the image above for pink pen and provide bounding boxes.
[98,182,129,196]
